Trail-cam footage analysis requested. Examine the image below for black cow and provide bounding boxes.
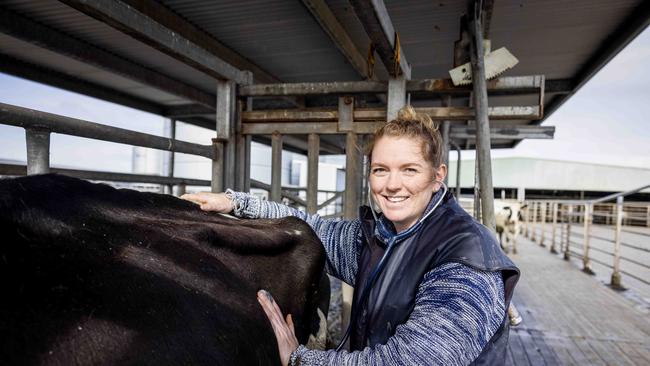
[0,174,327,366]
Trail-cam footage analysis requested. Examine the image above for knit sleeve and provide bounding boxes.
[290,262,506,366]
[226,190,362,285]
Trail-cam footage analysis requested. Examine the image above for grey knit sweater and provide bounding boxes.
[227,190,505,366]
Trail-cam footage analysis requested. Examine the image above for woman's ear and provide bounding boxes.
[436,164,448,182]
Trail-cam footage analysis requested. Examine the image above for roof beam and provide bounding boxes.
[301,0,370,80]
[348,0,411,78]
[542,1,650,120]
[450,125,555,140]
[0,54,164,115]
[122,0,278,84]
[59,0,250,84]
[163,104,214,118]
[239,76,546,96]
[0,7,215,108]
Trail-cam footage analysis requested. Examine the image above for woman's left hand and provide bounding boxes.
[257,290,299,366]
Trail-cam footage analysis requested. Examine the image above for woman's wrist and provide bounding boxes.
[288,345,306,366]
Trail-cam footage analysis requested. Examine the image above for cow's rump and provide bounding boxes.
[0,174,326,366]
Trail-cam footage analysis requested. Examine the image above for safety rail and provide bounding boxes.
[522,185,650,292]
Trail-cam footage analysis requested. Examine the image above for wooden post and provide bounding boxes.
[531,202,537,242]
[441,95,452,185]
[523,203,529,238]
[165,119,176,194]
[611,196,624,289]
[551,202,559,254]
[270,132,283,202]
[25,128,51,175]
[211,138,224,193]
[234,101,249,192]
[307,133,320,214]
[473,158,481,221]
[214,80,235,192]
[344,132,359,219]
[564,205,572,260]
[469,10,496,232]
[582,203,594,274]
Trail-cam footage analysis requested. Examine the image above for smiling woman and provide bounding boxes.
[182,105,520,366]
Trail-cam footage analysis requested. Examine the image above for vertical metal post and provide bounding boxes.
[234,101,249,192]
[387,76,406,121]
[177,183,186,197]
[307,133,320,214]
[531,202,537,242]
[582,203,594,274]
[469,9,496,232]
[564,204,572,260]
[214,80,234,192]
[611,196,624,289]
[523,203,529,238]
[551,202,559,253]
[26,128,51,175]
[473,158,481,221]
[211,138,224,193]
[164,119,176,194]
[270,132,283,202]
[539,202,546,248]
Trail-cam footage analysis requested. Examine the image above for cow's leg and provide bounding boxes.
[511,231,518,255]
[496,227,507,253]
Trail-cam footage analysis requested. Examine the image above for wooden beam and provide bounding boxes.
[270,133,283,202]
[348,0,411,78]
[0,7,215,107]
[307,134,320,214]
[301,0,369,79]
[60,0,250,84]
[163,104,214,118]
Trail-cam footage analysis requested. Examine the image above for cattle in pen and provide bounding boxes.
[495,201,526,254]
[0,174,327,366]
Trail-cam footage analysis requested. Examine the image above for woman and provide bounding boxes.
[182,106,519,365]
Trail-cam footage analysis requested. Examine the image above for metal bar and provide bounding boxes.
[123,0,279,84]
[442,121,450,184]
[551,202,559,253]
[582,203,594,274]
[531,202,537,242]
[60,0,249,84]
[164,104,214,118]
[540,202,546,247]
[301,0,370,79]
[250,180,308,207]
[344,132,359,219]
[307,133,320,214]
[469,10,495,232]
[0,103,214,159]
[25,128,51,175]
[611,196,624,288]
[0,163,210,186]
[164,119,176,194]
[450,125,554,139]
[241,106,541,123]
[564,205,572,260]
[0,7,216,107]
[387,76,406,121]
[270,133,283,202]
[211,139,224,193]
[349,0,411,78]
[217,80,236,190]
[239,76,546,96]
[318,191,343,210]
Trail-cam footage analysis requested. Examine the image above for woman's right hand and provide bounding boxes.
[180,192,235,213]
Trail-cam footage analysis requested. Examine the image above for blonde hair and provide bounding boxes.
[366,105,444,168]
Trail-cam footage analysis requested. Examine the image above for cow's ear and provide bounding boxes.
[504,206,510,210]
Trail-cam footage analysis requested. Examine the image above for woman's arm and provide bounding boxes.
[270,262,506,366]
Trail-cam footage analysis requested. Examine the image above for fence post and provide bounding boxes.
[564,204,572,260]
[551,202,559,254]
[26,128,51,175]
[270,132,283,202]
[531,201,537,242]
[582,203,594,274]
[611,196,624,289]
[523,202,529,238]
[539,202,546,247]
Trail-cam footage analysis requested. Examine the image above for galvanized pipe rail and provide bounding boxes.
[522,184,650,290]
[0,102,215,191]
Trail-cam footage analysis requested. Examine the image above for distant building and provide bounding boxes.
[448,157,650,201]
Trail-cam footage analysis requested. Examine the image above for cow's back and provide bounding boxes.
[0,174,326,366]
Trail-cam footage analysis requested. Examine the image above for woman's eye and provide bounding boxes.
[405,168,418,173]
[371,168,387,175]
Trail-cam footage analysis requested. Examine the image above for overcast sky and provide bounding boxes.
[1,26,649,179]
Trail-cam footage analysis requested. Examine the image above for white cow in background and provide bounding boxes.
[494,200,526,254]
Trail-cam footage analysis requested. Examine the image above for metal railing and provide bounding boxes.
[523,185,650,292]
[0,102,215,193]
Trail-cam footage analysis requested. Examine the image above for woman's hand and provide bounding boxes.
[257,290,299,366]
[180,192,234,213]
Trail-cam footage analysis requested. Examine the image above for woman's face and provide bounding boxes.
[369,136,446,233]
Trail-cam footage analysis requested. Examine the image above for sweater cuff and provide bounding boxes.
[289,345,308,366]
[224,189,261,218]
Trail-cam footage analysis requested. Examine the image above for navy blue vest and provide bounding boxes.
[350,191,519,364]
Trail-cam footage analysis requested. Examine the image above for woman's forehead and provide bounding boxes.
[371,136,428,164]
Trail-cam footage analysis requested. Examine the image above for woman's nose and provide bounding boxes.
[386,172,402,191]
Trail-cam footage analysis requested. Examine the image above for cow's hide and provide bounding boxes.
[0,174,327,366]
[494,200,525,254]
